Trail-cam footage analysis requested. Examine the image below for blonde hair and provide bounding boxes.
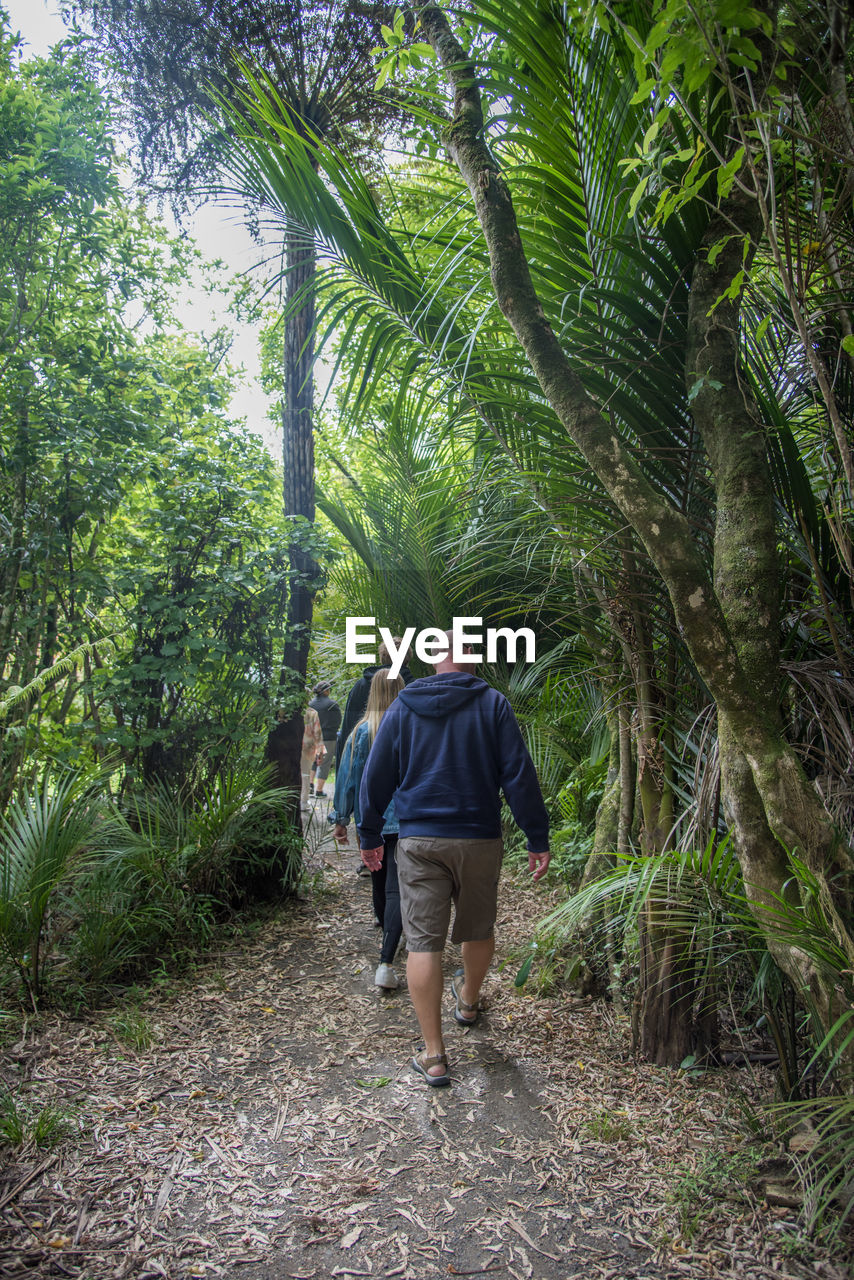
[355,671,404,742]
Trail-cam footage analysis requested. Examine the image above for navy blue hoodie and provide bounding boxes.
[357,672,549,851]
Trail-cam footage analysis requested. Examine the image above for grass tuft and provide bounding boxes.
[0,1090,76,1149]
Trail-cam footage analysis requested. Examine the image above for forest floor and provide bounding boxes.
[0,799,851,1280]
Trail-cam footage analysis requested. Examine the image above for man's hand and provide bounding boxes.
[361,846,384,872]
[333,823,349,844]
[528,849,550,881]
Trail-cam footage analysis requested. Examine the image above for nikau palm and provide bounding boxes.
[411,0,854,1050]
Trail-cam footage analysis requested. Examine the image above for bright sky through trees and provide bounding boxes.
[4,0,277,451]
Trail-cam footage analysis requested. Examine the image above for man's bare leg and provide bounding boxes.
[459,935,495,1010]
[406,951,447,1076]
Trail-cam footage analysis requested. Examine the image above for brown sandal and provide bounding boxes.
[411,1049,451,1087]
[451,973,479,1026]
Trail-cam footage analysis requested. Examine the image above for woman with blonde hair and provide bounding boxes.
[333,671,405,989]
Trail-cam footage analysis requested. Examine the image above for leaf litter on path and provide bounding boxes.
[0,829,849,1279]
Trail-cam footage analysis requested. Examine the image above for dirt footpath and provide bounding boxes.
[0,818,849,1280]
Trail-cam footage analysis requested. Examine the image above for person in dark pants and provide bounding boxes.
[332,672,405,990]
[308,680,341,798]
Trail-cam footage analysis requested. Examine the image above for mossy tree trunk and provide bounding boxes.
[685,195,851,1033]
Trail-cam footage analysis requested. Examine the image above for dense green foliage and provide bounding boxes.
[218,0,853,1238]
[0,22,292,798]
[0,17,302,1006]
[0,760,298,1008]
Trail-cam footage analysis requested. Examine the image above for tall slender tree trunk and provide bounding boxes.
[267,223,318,862]
[0,403,28,677]
[586,702,621,882]
[602,557,713,1062]
[585,697,630,1011]
[280,224,317,692]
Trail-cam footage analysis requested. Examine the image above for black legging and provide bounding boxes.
[371,835,402,964]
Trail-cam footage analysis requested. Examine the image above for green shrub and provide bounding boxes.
[116,764,299,921]
[0,760,300,1004]
[62,863,169,988]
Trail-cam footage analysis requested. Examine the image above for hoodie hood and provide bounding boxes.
[398,672,488,718]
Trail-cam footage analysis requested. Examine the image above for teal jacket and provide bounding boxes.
[333,722,398,835]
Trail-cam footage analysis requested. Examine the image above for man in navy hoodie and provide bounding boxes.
[357,635,550,1086]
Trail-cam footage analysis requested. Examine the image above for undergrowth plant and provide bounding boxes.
[547,755,607,887]
[584,1107,634,1144]
[669,1149,756,1242]
[0,1090,76,1149]
[781,1095,854,1244]
[108,1008,156,1051]
[61,863,169,989]
[532,840,854,1241]
[0,767,113,1008]
[0,760,300,1005]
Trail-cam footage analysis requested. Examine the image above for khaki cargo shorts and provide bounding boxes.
[396,835,504,952]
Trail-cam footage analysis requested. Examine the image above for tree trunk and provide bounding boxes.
[636,897,718,1066]
[607,558,705,1062]
[274,223,318,858]
[685,191,854,1027]
[585,704,620,883]
[588,703,629,1011]
[262,709,304,896]
[0,407,28,676]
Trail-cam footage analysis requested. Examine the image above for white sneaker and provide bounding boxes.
[374,963,399,990]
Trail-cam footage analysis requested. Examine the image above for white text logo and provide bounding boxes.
[344,616,536,678]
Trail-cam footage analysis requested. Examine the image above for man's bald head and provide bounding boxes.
[432,628,477,674]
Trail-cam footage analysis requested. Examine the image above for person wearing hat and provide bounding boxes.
[308,680,342,799]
